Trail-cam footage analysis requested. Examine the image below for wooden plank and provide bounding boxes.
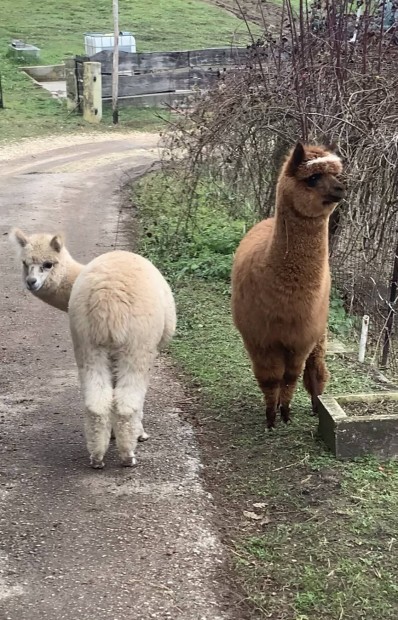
[76,62,86,81]
[75,55,90,63]
[188,47,249,67]
[103,91,193,108]
[89,47,248,74]
[190,67,220,89]
[101,67,219,97]
[90,49,190,74]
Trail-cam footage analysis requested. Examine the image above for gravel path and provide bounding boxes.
[0,133,235,620]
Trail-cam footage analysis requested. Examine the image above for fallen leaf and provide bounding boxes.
[243,511,262,521]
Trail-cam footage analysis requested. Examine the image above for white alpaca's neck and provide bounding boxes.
[35,254,84,312]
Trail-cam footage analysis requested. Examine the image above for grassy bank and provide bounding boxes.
[0,0,256,142]
[134,172,398,620]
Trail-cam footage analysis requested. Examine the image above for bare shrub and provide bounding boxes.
[160,0,398,369]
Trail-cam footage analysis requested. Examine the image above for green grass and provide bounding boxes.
[0,0,257,142]
[134,172,398,620]
[170,282,398,619]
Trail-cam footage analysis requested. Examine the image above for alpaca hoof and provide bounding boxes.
[138,431,149,442]
[280,406,291,424]
[121,455,137,467]
[266,409,277,430]
[311,396,320,415]
[90,456,105,469]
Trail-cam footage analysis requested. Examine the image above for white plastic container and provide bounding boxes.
[84,32,136,55]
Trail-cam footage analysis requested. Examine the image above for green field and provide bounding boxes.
[0,0,256,142]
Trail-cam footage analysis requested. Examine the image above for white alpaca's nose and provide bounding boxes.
[26,276,39,291]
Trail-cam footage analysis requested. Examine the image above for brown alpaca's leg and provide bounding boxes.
[279,356,306,424]
[303,335,330,415]
[252,354,284,430]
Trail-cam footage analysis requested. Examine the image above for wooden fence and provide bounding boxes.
[66,47,249,110]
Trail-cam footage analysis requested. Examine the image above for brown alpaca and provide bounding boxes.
[231,142,345,429]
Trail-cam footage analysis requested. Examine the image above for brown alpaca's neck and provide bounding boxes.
[270,199,329,287]
[35,256,84,313]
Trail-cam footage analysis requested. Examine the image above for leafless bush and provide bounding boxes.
[160,0,398,369]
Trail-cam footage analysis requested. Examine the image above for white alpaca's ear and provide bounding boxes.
[10,228,29,248]
[50,234,64,252]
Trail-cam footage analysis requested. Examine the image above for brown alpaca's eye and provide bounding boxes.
[306,173,322,187]
[43,261,54,270]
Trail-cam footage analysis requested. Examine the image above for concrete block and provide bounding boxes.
[318,392,398,460]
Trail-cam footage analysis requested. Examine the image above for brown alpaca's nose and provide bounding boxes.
[330,181,345,201]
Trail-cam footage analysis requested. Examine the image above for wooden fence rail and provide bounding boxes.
[67,47,249,112]
[85,47,250,74]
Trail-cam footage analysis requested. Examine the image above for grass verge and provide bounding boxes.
[134,172,398,620]
[0,0,257,143]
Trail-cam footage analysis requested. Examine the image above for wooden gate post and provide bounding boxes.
[82,62,102,123]
[381,238,398,367]
[64,58,78,111]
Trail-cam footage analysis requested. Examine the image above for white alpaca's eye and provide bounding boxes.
[43,261,54,270]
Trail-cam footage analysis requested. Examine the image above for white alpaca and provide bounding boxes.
[10,229,176,469]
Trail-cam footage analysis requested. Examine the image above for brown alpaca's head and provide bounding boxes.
[278,142,345,219]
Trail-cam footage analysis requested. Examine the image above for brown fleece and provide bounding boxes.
[231,142,344,429]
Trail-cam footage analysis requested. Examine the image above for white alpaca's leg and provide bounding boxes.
[78,347,113,469]
[112,353,152,467]
[138,429,149,442]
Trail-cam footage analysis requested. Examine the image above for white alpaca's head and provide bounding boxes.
[10,228,69,298]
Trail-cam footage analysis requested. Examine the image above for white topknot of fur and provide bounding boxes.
[305,153,341,167]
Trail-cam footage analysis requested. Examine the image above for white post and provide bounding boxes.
[349,1,364,44]
[112,0,119,124]
[82,62,102,123]
[358,315,369,363]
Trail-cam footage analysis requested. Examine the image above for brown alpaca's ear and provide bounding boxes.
[50,234,64,252]
[10,227,29,248]
[286,142,305,176]
[324,140,339,154]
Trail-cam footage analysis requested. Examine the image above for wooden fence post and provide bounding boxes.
[381,239,398,367]
[82,62,102,123]
[0,73,4,109]
[64,58,78,111]
[112,0,119,124]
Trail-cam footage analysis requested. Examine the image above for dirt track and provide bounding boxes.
[0,133,236,619]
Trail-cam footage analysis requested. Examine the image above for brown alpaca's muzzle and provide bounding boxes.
[325,179,345,204]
